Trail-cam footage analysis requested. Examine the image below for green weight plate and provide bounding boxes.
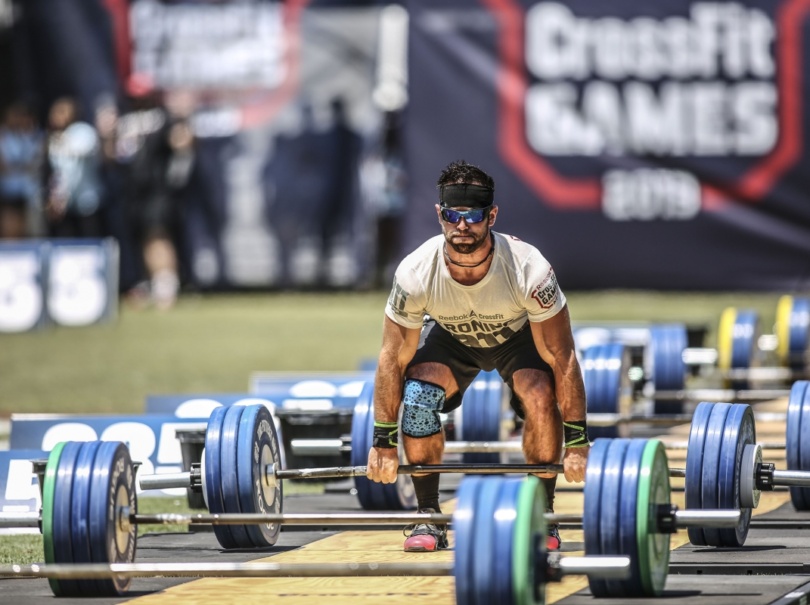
[512,476,546,605]
[637,440,671,597]
[42,441,66,597]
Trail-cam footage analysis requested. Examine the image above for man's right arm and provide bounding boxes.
[367,315,421,483]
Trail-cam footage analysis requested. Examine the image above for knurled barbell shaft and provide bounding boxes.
[291,438,789,459]
[661,441,786,451]
[0,561,453,579]
[645,390,790,403]
[275,463,565,480]
[291,439,526,456]
[128,509,740,529]
[0,508,741,531]
[588,412,787,427]
[139,461,810,493]
[138,463,568,491]
[0,557,632,580]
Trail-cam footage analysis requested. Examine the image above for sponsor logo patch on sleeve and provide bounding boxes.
[388,280,410,318]
[531,271,559,309]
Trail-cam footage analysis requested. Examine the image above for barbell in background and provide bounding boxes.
[0,432,745,601]
[583,341,802,440]
[576,296,809,386]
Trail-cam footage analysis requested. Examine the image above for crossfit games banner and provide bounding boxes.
[405,0,810,290]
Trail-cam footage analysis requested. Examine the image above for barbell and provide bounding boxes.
[0,434,743,600]
[137,397,810,550]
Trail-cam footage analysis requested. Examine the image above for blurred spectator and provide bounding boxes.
[128,90,196,310]
[360,109,406,288]
[94,96,143,296]
[0,102,45,239]
[43,96,106,238]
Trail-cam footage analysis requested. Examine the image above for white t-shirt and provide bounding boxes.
[385,232,566,348]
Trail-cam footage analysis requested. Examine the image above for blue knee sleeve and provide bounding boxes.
[401,378,445,438]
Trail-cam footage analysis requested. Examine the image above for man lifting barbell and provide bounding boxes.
[366,160,589,552]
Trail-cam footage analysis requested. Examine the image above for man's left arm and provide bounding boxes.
[529,305,589,482]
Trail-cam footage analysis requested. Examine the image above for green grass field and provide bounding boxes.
[0,290,790,416]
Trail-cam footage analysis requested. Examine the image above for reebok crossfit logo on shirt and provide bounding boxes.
[532,271,558,309]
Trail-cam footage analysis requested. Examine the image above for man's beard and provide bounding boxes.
[445,227,489,255]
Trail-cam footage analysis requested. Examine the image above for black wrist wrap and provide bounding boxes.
[563,420,589,448]
[373,421,398,448]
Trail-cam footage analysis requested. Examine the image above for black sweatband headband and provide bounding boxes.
[563,420,590,448]
[439,184,494,208]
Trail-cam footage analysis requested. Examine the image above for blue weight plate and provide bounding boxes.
[472,478,502,605]
[353,382,416,511]
[659,325,679,391]
[589,344,609,409]
[586,344,602,401]
[587,345,618,440]
[789,298,810,370]
[602,344,624,438]
[204,405,237,549]
[493,478,521,604]
[237,404,282,548]
[797,382,810,511]
[787,381,810,509]
[53,442,82,596]
[70,441,102,595]
[453,476,484,605]
[700,403,732,545]
[654,325,688,414]
[383,461,417,511]
[350,382,390,510]
[731,311,757,369]
[649,325,687,392]
[462,370,503,464]
[731,311,758,389]
[685,402,713,545]
[582,346,598,415]
[89,441,136,596]
[349,382,375,509]
[591,438,630,598]
[615,439,647,597]
[717,404,754,546]
[219,405,252,548]
[583,438,610,597]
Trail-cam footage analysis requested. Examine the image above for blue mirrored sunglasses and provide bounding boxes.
[440,205,492,224]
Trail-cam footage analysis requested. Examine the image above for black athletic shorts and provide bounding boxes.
[406,318,554,418]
